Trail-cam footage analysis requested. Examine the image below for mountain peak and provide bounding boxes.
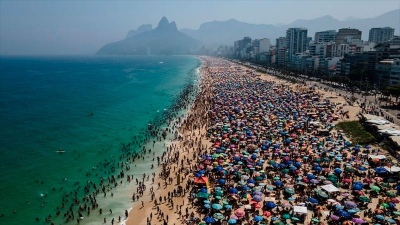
[157,16,170,29]
[169,21,178,31]
[97,16,200,55]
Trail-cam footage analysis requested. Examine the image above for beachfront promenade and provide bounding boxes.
[124,57,400,225]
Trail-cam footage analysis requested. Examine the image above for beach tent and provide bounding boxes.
[194,176,210,188]
[321,184,340,193]
[293,206,307,214]
[368,155,386,160]
[384,166,400,173]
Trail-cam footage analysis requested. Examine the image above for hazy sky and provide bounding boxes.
[1,0,399,55]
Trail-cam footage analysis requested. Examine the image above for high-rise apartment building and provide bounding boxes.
[276,37,286,66]
[336,28,362,44]
[369,27,395,44]
[285,28,308,62]
[314,30,337,43]
[259,38,270,53]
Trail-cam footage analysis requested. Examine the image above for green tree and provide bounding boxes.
[383,84,400,104]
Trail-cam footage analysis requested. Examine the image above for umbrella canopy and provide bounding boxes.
[375,215,385,220]
[291,217,300,221]
[224,204,232,210]
[311,218,320,223]
[265,201,277,209]
[334,168,342,174]
[274,181,283,187]
[344,201,357,209]
[213,213,224,220]
[391,198,400,203]
[381,203,389,208]
[308,197,319,204]
[282,213,291,219]
[336,210,351,218]
[284,188,295,194]
[274,221,284,225]
[330,215,340,221]
[228,219,237,224]
[352,182,364,190]
[370,185,380,192]
[252,195,263,202]
[197,192,210,198]
[315,189,328,198]
[358,196,370,202]
[253,191,263,196]
[234,208,245,217]
[204,216,216,223]
[229,187,238,194]
[214,190,223,196]
[310,179,319,184]
[212,204,223,210]
[352,218,365,224]
[253,215,263,222]
[374,167,388,174]
[386,191,396,197]
[386,218,396,224]
[217,178,226,185]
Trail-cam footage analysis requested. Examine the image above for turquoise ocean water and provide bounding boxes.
[0,55,200,225]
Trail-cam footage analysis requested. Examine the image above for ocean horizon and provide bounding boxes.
[0,55,200,225]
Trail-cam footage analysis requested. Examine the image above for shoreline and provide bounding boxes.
[124,56,398,225]
[124,56,211,225]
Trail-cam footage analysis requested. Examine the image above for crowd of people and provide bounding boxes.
[181,58,400,225]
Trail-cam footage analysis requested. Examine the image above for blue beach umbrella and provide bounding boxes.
[307,174,316,179]
[308,198,319,204]
[352,182,364,190]
[200,188,208,193]
[335,205,344,210]
[204,216,216,223]
[386,218,396,224]
[265,201,277,209]
[242,186,251,191]
[229,187,238,194]
[358,166,367,171]
[375,167,388,174]
[274,181,283,187]
[336,210,351,218]
[334,168,342,174]
[228,219,237,224]
[348,208,360,214]
[224,205,232,210]
[375,215,385,220]
[253,215,263,222]
[314,166,322,172]
[218,178,226,185]
[247,179,256,184]
[216,166,223,171]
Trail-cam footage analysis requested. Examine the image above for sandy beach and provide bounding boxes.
[123,56,399,225]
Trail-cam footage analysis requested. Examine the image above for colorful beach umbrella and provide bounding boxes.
[212,204,223,210]
[213,213,224,220]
